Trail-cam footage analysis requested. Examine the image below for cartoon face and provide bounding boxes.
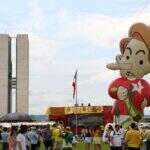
[118,39,150,79]
[107,39,150,79]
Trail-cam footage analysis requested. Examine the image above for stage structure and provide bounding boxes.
[46,105,113,133]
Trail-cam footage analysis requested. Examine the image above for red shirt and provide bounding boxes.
[108,77,150,115]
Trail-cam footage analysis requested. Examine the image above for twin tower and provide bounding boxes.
[0,34,29,116]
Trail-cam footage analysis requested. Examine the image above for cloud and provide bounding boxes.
[52,5,150,50]
[29,0,46,32]
[29,3,150,114]
[29,35,58,73]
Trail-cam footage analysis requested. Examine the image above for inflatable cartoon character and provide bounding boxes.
[107,23,150,123]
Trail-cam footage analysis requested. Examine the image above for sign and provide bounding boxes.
[65,106,103,115]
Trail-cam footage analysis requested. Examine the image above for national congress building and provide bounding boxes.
[0,34,29,116]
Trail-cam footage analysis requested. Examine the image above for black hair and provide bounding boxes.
[130,123,136,129]
[10,126,17,136]
[20,125,27,134]
[108,125,114,131]
[3,127,7,132]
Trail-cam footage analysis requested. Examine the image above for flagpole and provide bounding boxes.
[72,70,78,136]
[75,71,78,136]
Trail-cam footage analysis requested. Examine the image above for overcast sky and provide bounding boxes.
[0,0,150,114]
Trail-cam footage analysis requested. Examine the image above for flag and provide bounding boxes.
[72,70,77,99]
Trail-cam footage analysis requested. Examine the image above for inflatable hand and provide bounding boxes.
[117,86,128,100]
[116,86,141,121]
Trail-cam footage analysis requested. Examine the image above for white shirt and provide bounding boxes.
[16,133,26,150]
[24,132,30,146]
[110,131,122,147]
[119,128,125,139]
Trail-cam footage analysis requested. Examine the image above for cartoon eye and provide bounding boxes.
[139,60,143,65]
[126,56,130,60]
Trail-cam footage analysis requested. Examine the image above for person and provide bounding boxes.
[28,127,38,150]
[88,103,91,106]
[16,125,27,150]
[52,124,63,150]
[110,124,122,150]
[42,124,52,150]
[37,127,42,150]
[103,124,110,143]
[143,126,150,150]
[92,128,102,150]
[24,128,30,150]
[81,128,86,142]
[72,134,79,149]
[84,128,92,150]
[8,126,17,150]
[62,126,73,150]
[119,125,125,150]
[0,126,2,140]
[107,125,115,150]
[125,122,142,150]
[1,127,9,150]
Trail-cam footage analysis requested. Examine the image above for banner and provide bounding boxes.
[65,106,103,115]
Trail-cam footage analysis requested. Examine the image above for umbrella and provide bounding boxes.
[0,112,33,122]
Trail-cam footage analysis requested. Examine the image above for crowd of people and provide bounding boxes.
[0,123,75,150]
[103,122,150,150]
[0,122,149,150]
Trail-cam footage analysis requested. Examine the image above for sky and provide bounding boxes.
[0,0,150,114]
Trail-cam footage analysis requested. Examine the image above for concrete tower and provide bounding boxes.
[16,34,29,113]
[0,34,12,116]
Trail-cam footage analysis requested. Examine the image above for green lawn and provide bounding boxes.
[42,142,144,150]
[38,142,110,150]
[73,142,110,150]
[0,142,110,150]
[0,142,145,150]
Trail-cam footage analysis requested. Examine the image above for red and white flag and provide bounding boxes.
[72,70,77,99]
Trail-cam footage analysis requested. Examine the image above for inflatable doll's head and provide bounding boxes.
[107,23,150,80]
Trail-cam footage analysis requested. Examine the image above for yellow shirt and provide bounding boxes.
[52,127,62,141]
[125,129,142,148]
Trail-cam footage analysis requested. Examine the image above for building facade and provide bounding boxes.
[0,34,29,116]
[16,34,29,113]
[0,34,12,116]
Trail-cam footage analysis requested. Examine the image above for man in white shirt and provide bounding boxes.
[110,124,122,150]
[16,125,27,150]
